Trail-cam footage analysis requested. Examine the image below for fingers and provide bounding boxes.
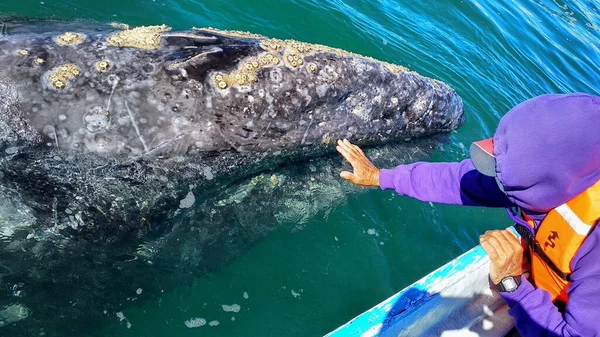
[481,231,507,255]
[481,229,526,284]
[480,230,507,258]
[339,171,356,183]
[336,146,359,173]
[336,139,379,187]
[336,139,366,170]
[336,139,357,158]
[337,139,364,159]
[499,229,521,246]
[336,142,354,162]
[480,236,500,260]
[480,229,523,259]
[345,139,365,156]
[491,230,521,254]
[499,229,523,255]
[489,231,511,252]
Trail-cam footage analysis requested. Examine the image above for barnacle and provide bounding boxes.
[209,28,409,89]
[107,25,171,50]
[284,53,303,68]
[259,37,408,75]
[260,39,284,52]
[56,32,85,46]
[49,64,81,89]
[213,53,281,89]
[95,61,112,72]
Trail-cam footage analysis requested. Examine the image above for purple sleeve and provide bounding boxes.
[378,159,512,207]
[501,227,600,336]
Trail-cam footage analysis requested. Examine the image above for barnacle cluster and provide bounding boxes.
[261,39,285,52]
[55,32,85,46]
[213,53,280,88]
[202,27,409,89]
[284,53,304,68]
[107,25,171,50]
[49,64,81,89]
[261,37,408,74]
[17,50,29,57]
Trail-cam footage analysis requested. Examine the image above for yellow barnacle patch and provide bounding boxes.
[95,61,112,72]
[107,25,171,50]
[258,37,409,77]
[56,32,85,46]
[213,53,281,89]
[208,28,408,88]
[287,40,313,54]
[17,50,29,57]
[35,58,46,65]
[49,64,81,90]
[260,39,284,52]
[284,53,303,68]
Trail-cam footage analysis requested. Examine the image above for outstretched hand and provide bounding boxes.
[336,139,380,187]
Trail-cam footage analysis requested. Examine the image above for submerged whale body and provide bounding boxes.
[0,20,464,335]
[0,20,463,237]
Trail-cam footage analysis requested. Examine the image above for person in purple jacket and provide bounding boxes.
[336,93,600,336]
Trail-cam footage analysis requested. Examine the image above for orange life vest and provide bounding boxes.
[520,179,600,303]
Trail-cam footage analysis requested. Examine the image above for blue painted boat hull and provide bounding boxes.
[327,245,515,337]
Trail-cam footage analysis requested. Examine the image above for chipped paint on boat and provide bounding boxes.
[327,245,515,337]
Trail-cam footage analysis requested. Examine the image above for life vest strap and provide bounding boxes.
[514,225,571,282]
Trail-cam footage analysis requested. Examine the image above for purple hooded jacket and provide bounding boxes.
[379,94,600,336]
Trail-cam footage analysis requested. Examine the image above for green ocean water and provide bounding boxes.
[0,0,599,336]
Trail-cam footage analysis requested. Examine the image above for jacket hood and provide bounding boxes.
[493,93,600,212]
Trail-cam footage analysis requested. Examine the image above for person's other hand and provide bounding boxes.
[336,139,380,187]
[480,229,526,285]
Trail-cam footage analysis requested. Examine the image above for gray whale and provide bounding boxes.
[0,20,463,238]
[0,20,464,335]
